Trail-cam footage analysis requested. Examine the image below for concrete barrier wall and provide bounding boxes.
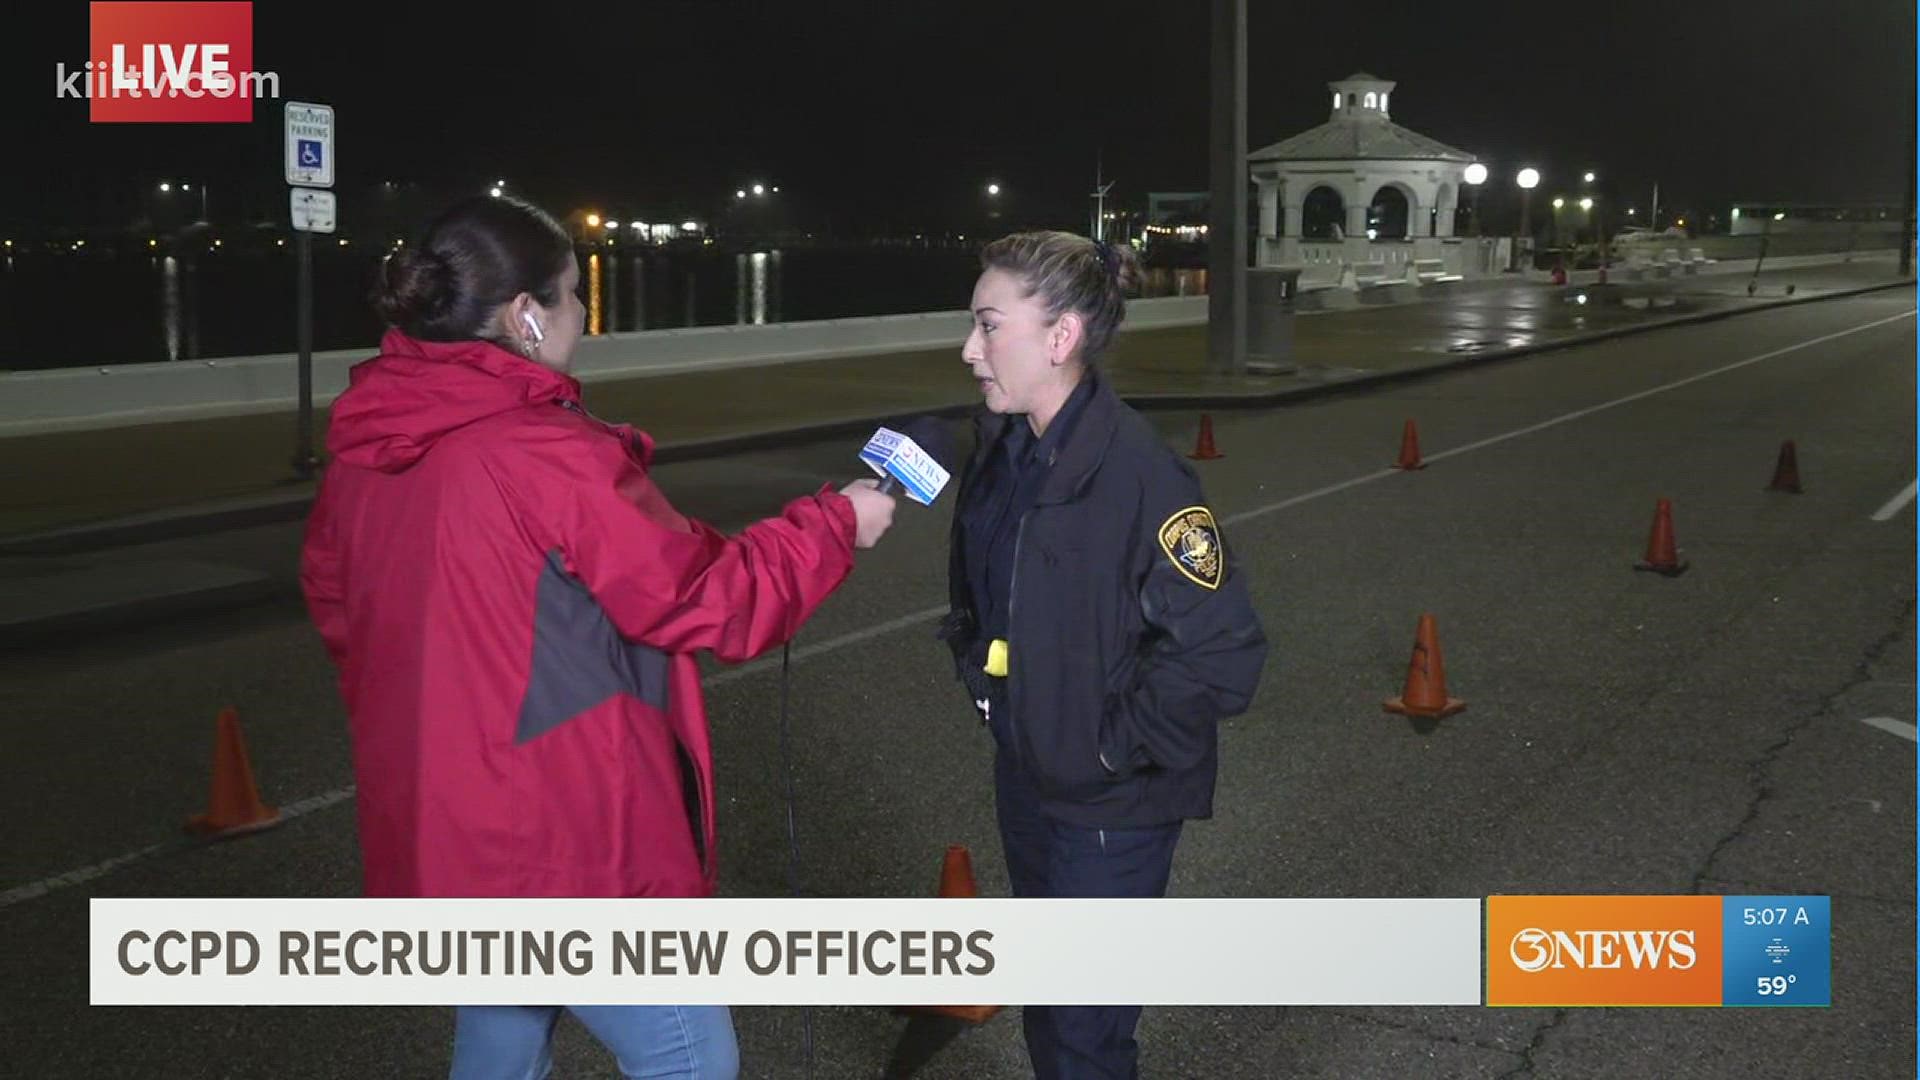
[0,296,1210,436]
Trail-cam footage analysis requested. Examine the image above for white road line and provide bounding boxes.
[1871,480,1917,522]
[0,787,358,912]
[1418,310,1917,470]
[7,309,1912,911]
[1859,717,1918,742]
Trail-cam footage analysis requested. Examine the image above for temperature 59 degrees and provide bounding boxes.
[1756,975,1799,996]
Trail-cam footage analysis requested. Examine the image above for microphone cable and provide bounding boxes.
[777,640,816,1079]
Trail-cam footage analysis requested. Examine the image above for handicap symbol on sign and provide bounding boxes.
[298,139,323,169]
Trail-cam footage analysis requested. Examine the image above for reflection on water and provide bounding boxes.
[1142,267,1209,297]
[731,251,776,326]
[587,253,603,336]
[9,247,1217,370]
[156,254,199,361]
[161,256,181,362]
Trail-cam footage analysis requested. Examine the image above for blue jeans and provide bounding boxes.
[449,1005,738,1080]
[994,746,1184,1080]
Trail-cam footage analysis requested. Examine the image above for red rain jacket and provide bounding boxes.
[299,328,856,899]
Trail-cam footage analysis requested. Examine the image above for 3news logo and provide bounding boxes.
[58,3,278,123]
[1487,896,1830,1007]
[1506,926,1698,973]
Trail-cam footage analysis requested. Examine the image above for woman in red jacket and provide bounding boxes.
[299,195,895,1079]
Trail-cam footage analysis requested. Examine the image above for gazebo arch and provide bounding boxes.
[1368,183,1414,240]
[1302,185,1346,239]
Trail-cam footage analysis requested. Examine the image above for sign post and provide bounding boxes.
[285,101,335,480]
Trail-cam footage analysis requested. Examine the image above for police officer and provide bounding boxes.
[939,231,1269,1079]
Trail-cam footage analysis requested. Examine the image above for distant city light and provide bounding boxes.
[771,186,780,194]
[1516,168,1540,190]
[752,184,766,196]
[496,180,506,187]
[736,190,746,199]
[338,239,349,246]
[489,186,503,198]
[585,213,601,227]
[604,220,620,229]
[1628,208,1638,216]
[681,221,698,231]
[276,239,285,246]
[1583,171,1596,183]
[1579,197,1593,212]
[148,238,157,248]
[1553,197,1565,209]
[987,182,1002,196]
[1676,218,1686,226]
[159,182,172,192]
[1773,212,1786,221]
[1463,163,1487,185]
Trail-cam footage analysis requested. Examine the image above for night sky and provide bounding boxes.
[2,0,1912,236]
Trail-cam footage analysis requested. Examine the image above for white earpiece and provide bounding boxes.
[521,311,545,344]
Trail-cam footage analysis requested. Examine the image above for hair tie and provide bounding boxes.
[1091,237,1118,280]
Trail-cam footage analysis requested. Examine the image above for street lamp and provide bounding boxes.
[1579,197,1593,212]
[752,184,765,196]
[1583,171,1596,184]
[1514,167,1540,271]
[158,180,209,223]
[1463,162,1487,236]
[987,182,1001,196]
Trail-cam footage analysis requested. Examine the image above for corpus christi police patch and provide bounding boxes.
[1157,506,1223,590]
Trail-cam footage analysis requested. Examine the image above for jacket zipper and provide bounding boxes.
[1006,511,1028,773]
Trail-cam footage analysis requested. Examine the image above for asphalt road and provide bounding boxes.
[2,289,1913,1078]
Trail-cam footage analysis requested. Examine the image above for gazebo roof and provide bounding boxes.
[1251,71,1474,164]
[1251,118,1473,164]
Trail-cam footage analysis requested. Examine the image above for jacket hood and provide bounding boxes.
[326,327,582,472]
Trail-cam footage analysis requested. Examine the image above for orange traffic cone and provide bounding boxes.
[1393,419,1427,470]
[1766,440,1803,494]
[896,847,1002,1025]
[936,844,978,899]
[186,708,283,839]
[1188,414,1224,460]
[1383,614,1466,719]
[1633,498,1690,576]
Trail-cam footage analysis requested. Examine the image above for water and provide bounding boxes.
[0,246,1209,371]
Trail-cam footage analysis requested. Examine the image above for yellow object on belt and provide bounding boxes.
[984,639,1009,677]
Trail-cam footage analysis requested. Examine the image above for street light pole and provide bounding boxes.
[1513,168,1539,271]
[1206,0,1247,375]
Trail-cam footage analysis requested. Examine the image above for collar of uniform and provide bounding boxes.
[1034,368,1120,505]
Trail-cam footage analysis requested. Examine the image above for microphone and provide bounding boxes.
[858,417,958,506]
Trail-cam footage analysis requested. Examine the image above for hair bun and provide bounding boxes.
[1103,239,1144,296]
[372,247,455,330]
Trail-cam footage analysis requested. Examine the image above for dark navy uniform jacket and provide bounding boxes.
[941,368,1270,828]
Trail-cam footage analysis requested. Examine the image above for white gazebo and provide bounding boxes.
[1251,73,1485,282]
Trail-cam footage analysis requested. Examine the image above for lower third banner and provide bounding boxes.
[91,897,1482,1007]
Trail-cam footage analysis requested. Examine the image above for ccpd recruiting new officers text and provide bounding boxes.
[116,928,997,979]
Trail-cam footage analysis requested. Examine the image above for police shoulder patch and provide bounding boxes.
[1156,505,1223,590]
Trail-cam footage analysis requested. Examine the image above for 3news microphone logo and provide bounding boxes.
[1487,896,1829,1007]
[60,3,280,123]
